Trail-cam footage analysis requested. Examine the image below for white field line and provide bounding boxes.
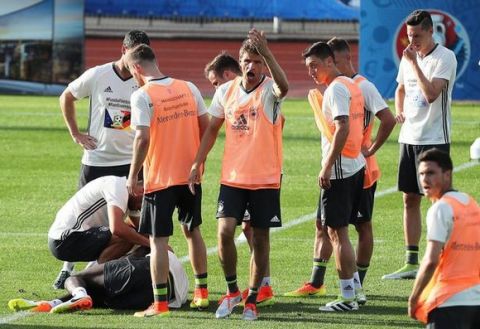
[1,160,478,324]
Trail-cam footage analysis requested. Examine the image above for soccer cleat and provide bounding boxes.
[215,291,242,319]
[319,297,359,312]
[241,286,275,307]
[283,282,326,297]
[52,270,71,290]
[8,299,52,313]
[382,264,419,280]
[355,288,367,305]
[189,287,209,309]
[133,303,170,318]
[242,303,258,321]
[50,296,92,314]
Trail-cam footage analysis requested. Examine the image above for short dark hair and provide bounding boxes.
[302,42,335,61]
[239,38,259,59]
[418,148,453,172]
[205,51,241,78]
[127,44,156,64]
[406,10,433,30]
[123,30,150,48]
[327,37,350,53]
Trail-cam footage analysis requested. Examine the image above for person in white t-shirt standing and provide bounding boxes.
[55,30,150,289]
[383,10,457,280]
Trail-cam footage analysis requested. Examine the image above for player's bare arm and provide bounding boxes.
[59,89,97,150]
[395,83,405,123]
[248,29,289,98]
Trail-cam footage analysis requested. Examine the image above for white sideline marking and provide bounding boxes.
[1,160,478,324]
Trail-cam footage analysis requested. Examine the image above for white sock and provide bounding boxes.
[72,287,87,299]
[261,277,271,287]
[85,261,97,269]
[62,262,75,272]
[49,299,63,307]
[353,272,362,290]
[339,278,355,300]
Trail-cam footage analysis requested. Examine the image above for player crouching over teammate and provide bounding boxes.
[48,176,149,265]
[8,249,188,314]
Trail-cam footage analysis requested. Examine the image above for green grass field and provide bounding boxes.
[0,95,479,328]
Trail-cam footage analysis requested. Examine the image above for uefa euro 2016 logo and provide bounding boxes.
[393,9,470,79]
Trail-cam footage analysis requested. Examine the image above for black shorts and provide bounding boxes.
[216,184,281,228]
[353,182,377,224]
[102,256,154,310]
[78,163,130,189]
[139,185,202,237]
[48,227,111,261]
[427,305,480,329]
[398,143,450,194]
[317,168,364,229]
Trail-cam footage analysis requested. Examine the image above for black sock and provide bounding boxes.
[406,246,419,265]
[225,274,239,294]
[356,263,369,285]
[245,287,258,305]
[194,272,208,289]
[310,258,328,288]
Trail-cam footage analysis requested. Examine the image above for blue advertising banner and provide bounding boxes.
[360,0,479,100]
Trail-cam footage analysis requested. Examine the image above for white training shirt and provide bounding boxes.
[48,176,128,240]
[396,44,457,145]
[322,78,365,179]
[353,74,389,127]
[167,250,188,308]
[68,63,138,166]
[130,77,207,129]
[209,75,283,124]
[425,191,480,307]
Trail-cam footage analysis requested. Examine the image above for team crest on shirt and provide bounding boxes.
[104,109,131,129]
[249,106,258,120]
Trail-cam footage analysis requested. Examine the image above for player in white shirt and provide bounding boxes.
[302,41,365,312]
[383,10,457,280]
[8,249,188,314]
[55,30,150,289]
[285,38,395,304]
[48,176,149,265]
[408,148,480,328]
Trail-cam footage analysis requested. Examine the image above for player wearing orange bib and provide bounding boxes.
[189,29,288,321]
[409,149,480,328]
[125,45,210,318]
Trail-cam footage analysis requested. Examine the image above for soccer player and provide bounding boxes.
[125,44,210,317]
[8,250,188,313]
[301,42,365,311]
[204,51,275,306]
[55,30,150,289]
[383,10,457,280]
[284,38,395,304]
[48,175,149,264]
[189,29,288,321]
[408,149,480,328]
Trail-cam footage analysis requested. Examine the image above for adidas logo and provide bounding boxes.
[344,285,354,291]
[232,114,249,131]
[104,86,113,93]
[357,211,363,218]
[270,215,280,223]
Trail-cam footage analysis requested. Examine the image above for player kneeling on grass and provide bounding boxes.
[48,176,150,267]
[8,249,188,314]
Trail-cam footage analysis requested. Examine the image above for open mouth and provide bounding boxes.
[247,71,255,78]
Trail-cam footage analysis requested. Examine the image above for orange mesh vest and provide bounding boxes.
[308,76,364,158]
[353,75,380,188]
[221,77,282,189]
[414,195,480,324]
[141,79,201,193]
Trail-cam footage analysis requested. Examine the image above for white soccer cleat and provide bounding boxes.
[382,264,418,280]
[319,297,359,312]
[215,291,242,319]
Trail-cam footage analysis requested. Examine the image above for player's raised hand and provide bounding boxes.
[248,29,269,57]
